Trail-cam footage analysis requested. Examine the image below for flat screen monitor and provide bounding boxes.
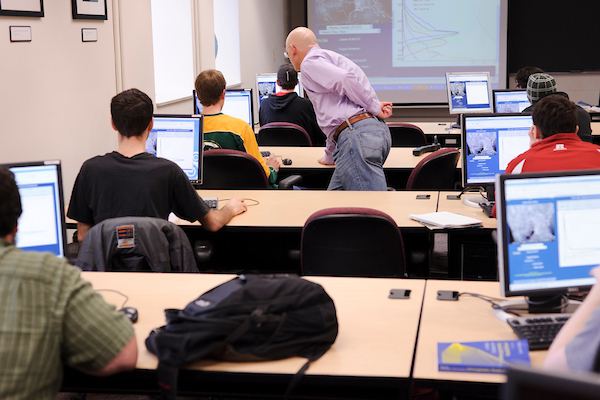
[2,160,67,258]
[496,170,600,306]
[222,89,254,127]
[493,89,531,113]
[192,90,203,115]
[446,72,493,114]
[503,366,600,400]
[462,113,533,199]
[145,115,203,184]
[256,72,304,106]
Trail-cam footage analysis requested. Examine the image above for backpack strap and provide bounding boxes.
[156,362,179,400]
[283,359,312,399]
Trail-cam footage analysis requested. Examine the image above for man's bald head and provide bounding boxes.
[285,27,319,71]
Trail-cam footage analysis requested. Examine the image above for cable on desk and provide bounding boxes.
[95,289,129,309]
[219,198,260,206]
[459,292,522,317]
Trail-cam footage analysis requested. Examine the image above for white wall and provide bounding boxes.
[508,72,600,106]
[0,1,117,198]
[0,0,287,199]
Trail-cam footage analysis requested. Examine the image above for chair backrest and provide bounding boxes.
[200,149,270,189]
[258,122,313,147]
[76,217,198,273]
[301,207,405,278]
[387,123,428,147]
[406,148,460,190]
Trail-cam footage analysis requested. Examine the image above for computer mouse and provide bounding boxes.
[119,307,138,324]
[282,158,292,165]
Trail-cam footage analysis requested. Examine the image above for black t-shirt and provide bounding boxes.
[67,152,210,225]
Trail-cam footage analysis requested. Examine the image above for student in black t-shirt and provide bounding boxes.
[67,89,246,241]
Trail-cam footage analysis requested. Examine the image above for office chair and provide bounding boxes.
[387,123,428,147]
[75,216,199,272]
[301,207,406,278]
[406,148,460,190]
[257,122,313,147]
[199,149,301,189]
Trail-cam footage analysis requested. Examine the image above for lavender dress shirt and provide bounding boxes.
[300,46,382,165]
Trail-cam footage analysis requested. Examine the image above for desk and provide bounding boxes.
[262,146,462,189]
[436,192,498,280]
[408,122,462,147]
[413,280,546,395]
[64,272,427,399]
[177,189,439,229]
[176,190,438,275]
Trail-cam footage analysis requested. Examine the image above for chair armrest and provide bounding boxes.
[279,174,303,190]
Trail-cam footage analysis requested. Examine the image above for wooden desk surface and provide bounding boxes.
[438,191,498,229]
[263,146,462,170]
[82,272,426,379]
[407,122,461,136]
[175,189,439,228]
[591,121,599,135]
[413,280,546,384]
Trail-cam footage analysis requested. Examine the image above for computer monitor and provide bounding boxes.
[192,90,203,115]
[222,89,254,127]
[145,115,204,184]
[446,72,493,114]
[496,169,600,312]
[503,366,600,400]
[493,89,531,113]
[462,113,533,200]
[2,160,67,258]
[256,72,304,105]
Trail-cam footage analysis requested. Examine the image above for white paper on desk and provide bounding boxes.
[409,211,482,228]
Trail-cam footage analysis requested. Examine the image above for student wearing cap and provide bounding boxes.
[285,27,392,191]
[522,72,593,143]
[259,64,326,146]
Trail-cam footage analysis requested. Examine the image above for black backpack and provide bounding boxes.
[145,274,339,399]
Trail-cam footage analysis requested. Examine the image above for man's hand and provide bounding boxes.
[318,157,334,165]
[223,197,247,216]
[265,155,280,172]
[377,102,393,120]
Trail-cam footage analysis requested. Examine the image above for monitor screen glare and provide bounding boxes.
[9,162,66,257]
[463,114,533,186]
[146,116,202,183]
[497,171,600,298]
[494,90,531,113]
[446,72,493,114]
[222,89,254,126]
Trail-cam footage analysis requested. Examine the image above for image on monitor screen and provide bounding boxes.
[192,90,203,115]
[496,170,600,306]
[493,89,531,113]
[145,115,203,184]
[462,114,532,199]
[446,72,493,114]
[3,161,67,258]
[221,89,254,127]
[256,72,304,106]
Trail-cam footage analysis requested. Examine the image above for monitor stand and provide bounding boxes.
[492,296,581,322]
[461,184,495,208]
[450,114,462,130]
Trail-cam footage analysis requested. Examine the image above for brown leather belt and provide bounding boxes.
[333,112,375,143]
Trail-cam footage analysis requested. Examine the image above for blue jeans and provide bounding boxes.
[328,117,391,191]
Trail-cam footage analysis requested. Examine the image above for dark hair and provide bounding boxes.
[0,167,22,237]
[110,89,154,138]
[195,70,226,107]
[277,63,298,90]
[532,95,577,139]
[515,66,544,89]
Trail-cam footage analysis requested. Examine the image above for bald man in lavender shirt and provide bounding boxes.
[285,27,393,191]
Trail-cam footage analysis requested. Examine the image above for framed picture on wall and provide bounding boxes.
[71,0,107,20]
[0,0,44,17]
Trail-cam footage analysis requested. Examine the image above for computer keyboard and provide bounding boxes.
[203,196,219,209]
[507,313,571,350]
[260,151,271,158]
[479,201,495,218]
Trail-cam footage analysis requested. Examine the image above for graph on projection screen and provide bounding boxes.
[308,0,507,104]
